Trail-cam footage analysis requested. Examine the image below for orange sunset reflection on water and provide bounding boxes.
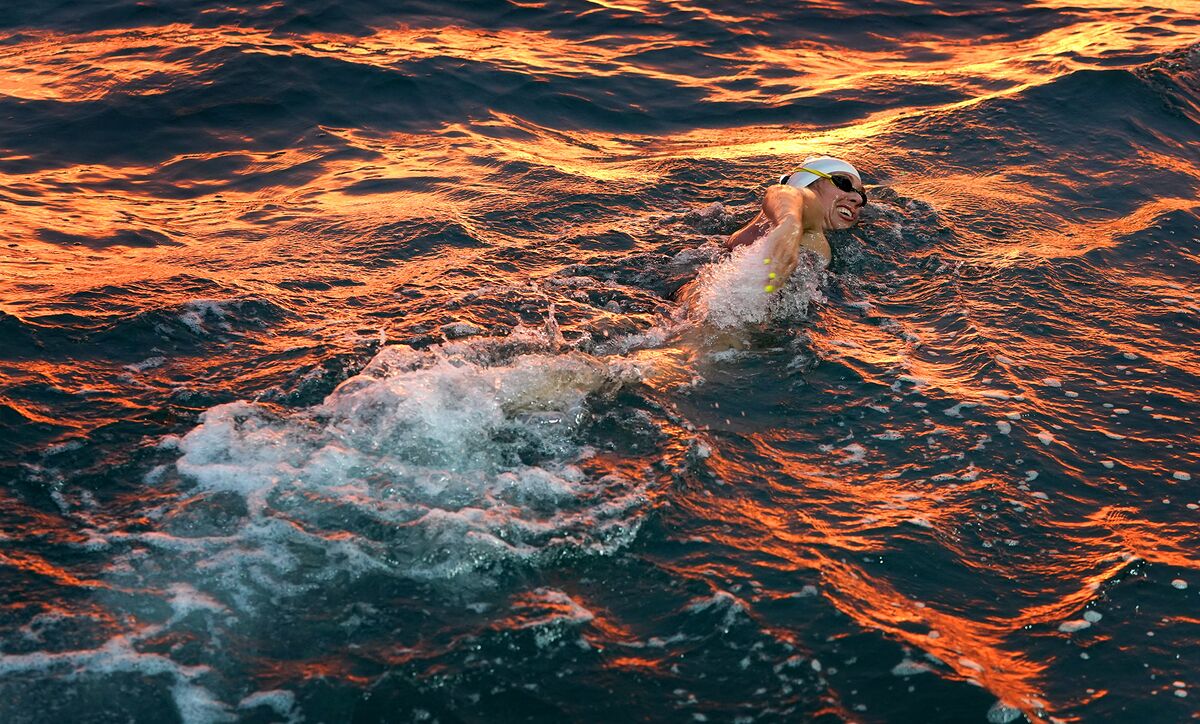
[2,1,1200,721]
[2,0,1197,279]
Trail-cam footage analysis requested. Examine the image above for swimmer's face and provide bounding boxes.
[815,174,866,230]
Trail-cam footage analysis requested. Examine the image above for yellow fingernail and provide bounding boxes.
[768,272,776,279]
[763,258,771,264]
[764,285,775,293]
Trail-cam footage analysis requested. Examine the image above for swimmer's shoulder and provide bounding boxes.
[726,211,770,250]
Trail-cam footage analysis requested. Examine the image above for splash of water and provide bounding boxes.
[686,234,826,329]
[166,326,650,585]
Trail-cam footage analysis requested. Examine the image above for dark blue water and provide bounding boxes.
[2,1,1200,722]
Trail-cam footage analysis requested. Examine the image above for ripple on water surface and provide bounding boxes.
[2,3,1200,723]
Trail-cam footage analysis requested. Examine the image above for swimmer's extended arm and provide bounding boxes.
[725,185,830,288]
[759,185,830,287]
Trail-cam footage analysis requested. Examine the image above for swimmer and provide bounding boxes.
[727,156,866,289]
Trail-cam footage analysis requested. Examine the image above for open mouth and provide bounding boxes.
[836,206,855,221]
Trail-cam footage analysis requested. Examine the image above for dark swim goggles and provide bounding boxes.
[779,167,867,206]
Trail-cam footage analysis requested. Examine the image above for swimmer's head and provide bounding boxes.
[779,156,866,230]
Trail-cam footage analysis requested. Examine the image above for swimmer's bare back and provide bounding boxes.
[727,185,831,287]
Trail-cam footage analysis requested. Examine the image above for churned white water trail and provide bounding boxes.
[168,327,652,584]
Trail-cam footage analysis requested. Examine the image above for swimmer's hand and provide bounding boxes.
[761,223,801,293]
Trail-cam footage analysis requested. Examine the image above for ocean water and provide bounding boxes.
[2,1,1199,721]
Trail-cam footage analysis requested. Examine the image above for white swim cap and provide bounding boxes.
[780,156,861,188]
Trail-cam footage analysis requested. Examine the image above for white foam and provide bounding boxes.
[835,442,867,465]
[171,335,651,587]
[892,659,932,676]
[686,590,749,630]
[1058,619,1091,633]
[238,690,298,722]
[165,583,227,624]
[179,299,236,335]
[943,401,978,418]
[172,680,232,724]
[987,700,1023,723]
[126,355,166,372]
[441,321,485,339]
[0,636,225,724]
